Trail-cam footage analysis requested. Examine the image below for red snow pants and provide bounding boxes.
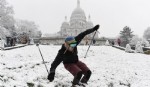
[64,60,90,76]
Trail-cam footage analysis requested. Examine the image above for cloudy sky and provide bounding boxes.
[7,0,150,37]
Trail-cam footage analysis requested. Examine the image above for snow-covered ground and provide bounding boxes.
[0,45,150,87]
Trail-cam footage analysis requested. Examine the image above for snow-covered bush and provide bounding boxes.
[141,39,150,47]
[125,44,134,53]
[130,35,141,46]
[135,41,144,53]
[105,40,110,46]
[130,35,150,47]
[29,39,34,45]
[143,27,150,40]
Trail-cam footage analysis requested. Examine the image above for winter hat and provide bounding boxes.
[65,36,77,47]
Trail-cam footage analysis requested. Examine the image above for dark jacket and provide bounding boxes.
[50,28,96,72]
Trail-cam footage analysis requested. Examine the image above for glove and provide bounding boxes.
[47,72,55,82]
[93,25,100,31]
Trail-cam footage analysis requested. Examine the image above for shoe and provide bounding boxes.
[71,81,87,87]
[72,71,82,85]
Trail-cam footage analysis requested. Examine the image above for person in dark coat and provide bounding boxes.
[47,25,100,86]
[117,38,121,46]
[92,39,96,44]
[111,40,114,46]
[10,38,13,46]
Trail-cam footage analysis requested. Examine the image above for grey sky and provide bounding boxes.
[7,0,150,37]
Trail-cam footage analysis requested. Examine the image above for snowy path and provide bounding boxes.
[0,45,150,87]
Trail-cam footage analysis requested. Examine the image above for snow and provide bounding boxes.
[0,45,150,87]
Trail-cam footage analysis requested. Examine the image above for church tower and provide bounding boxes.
[60,0,98,39]
[60,16,69,36]
[69,0,87,36]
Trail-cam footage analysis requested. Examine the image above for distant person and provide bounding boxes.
[117,38,121,46]
[10,38,13,46]
[85,39,88,45]
[111,40,114,45]
[93,39,96,45]
[84,36,88,45]
[13,37,16,46]
[6,37,11,47]
[47,25,100,86]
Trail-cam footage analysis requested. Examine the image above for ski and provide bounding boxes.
[71,82,86,87]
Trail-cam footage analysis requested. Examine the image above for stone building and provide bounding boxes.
[58,0,98,39]
[39,0,106,45]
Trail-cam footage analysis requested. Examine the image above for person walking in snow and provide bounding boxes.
[117,38,121,46]
[111,40,114,46]
[47,25,99,86]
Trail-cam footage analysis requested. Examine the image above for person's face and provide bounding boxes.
[65,42,76,52]
[64,43,73,52]
[68,46,74,51]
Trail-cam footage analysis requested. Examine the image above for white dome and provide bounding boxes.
[61,16,69,29]
[70,0,86,22]
[86,15,93,28]
[61,22,69,28]
[70,7,86,21]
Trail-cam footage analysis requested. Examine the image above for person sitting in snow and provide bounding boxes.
[47,25,100,86]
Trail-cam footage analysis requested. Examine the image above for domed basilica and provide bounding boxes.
[58,0,98,39]
[40,0,104,45]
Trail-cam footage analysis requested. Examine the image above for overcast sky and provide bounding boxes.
[7,0,150,37]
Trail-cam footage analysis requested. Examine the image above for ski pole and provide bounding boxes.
[36,44,49,74]
[84,30,97,58]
